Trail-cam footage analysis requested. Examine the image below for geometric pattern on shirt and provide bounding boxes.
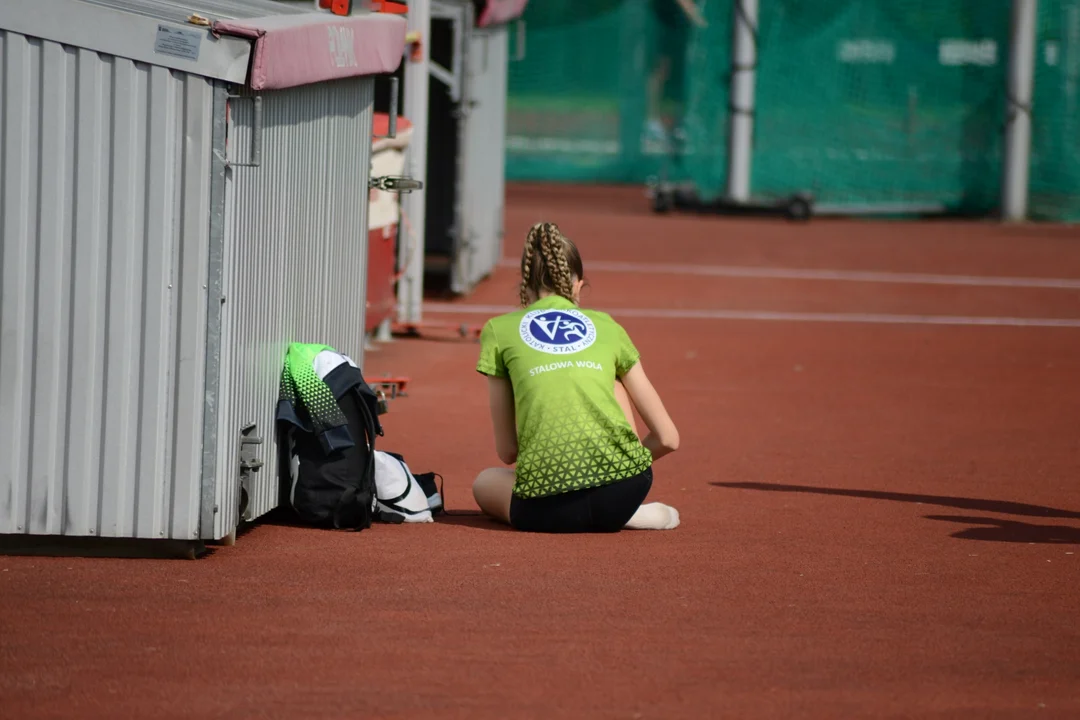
[513,403,652,499]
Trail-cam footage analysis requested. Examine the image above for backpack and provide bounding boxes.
[285,386,385,529]
[277,345,387,531]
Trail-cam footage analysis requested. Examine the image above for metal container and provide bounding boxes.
[396,0,526,324]
[457,19,510,294]
[0,0,406,549]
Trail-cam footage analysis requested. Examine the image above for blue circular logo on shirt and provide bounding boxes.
[519,309,597,355]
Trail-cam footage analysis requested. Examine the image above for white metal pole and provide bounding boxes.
[726,0,758,203]
[398,0,430,325]
[1002,0,1038,221]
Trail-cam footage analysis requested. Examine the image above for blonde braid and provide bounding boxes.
[519,224,541,307]
[519,221,582,306]
[538,224,576,302]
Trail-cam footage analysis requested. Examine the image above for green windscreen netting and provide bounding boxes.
[505,0,1080,221]
[1031,0,1080,221]
[504,0,702,183]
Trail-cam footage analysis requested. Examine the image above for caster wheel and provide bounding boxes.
[652,190,673,214]
[180,542,203,560]
[785,196,812,222]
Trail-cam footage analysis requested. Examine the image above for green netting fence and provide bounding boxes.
[505,0,1080,221]
[1031,0,1080,221]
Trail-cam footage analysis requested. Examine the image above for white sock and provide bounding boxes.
[624,502,680,530]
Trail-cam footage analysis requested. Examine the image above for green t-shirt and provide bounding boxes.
[476,294,653,498]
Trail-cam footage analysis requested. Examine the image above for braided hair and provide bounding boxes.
[519,222,585,307]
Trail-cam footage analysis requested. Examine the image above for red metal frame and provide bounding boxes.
[318,0,404,15]
[391,321,483,342]
[367,114,415,334]
[365,225,398,334]
[371,0,408,13]
[371,376,411,396]
[317,0,354,16]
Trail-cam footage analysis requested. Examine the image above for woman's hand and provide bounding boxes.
[620,362,680,461]
[487,375,518,465]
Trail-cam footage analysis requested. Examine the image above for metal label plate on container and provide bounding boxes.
[154,24,203,61]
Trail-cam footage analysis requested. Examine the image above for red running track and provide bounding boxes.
[2,184,1079,719]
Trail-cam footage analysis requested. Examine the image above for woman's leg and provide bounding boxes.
[647,55,671,125]
[472,467,515,525]
[587,469,654,532]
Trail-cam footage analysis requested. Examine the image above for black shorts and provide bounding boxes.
[509,468,653,534]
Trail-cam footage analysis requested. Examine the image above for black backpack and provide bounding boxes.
[278,362,388,531]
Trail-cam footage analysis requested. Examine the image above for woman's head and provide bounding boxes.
[519,222,585,307]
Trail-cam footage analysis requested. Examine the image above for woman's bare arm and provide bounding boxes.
[674,0,708,27]
[620,362,680,461]
[487,375,518,465]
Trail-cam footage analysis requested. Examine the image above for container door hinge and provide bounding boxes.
[370,176,424,193]
[238,422,263,521]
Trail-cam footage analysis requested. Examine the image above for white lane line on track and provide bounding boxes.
[423,303,1080,329]
[494,258,1080,290]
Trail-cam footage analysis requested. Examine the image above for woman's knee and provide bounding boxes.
[473,467,515,524]
[473,468,511,496]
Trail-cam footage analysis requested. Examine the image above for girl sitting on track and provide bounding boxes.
[472,222,682,533]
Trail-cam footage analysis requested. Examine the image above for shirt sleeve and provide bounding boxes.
[613,321,641,378]
[476,320,509,378]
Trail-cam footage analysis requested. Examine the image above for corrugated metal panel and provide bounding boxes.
[0,0,255,85]
[214,77,374,537]
[81,0,309,23]
[454,24,509,293]
[0,32,215,539]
